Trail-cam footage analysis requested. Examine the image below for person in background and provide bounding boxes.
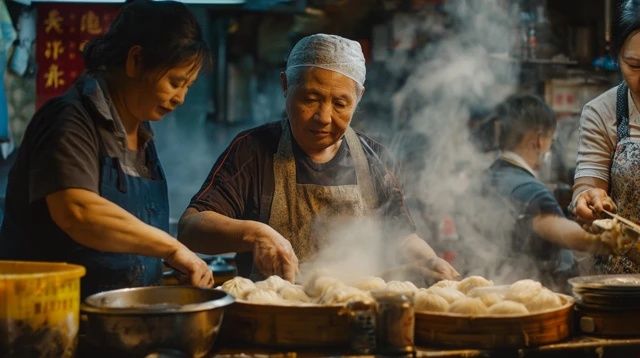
[179,34,459,283]
[483,94,619,290]
[0,0,213,297]
[571,0,640,274]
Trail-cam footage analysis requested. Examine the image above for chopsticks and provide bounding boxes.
[602,209,640,235]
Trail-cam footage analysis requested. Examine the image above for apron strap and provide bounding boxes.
[616,82,630,141]
[275,119,378,211]
[83,95,128,192]
[343,127,378,210]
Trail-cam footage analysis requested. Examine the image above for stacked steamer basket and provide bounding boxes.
[569,274,640,336]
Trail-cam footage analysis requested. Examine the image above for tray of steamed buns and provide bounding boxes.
[217,274,574,348]
[413,276,574,348]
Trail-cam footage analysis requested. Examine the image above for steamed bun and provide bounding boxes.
[317,286,372,305]
[505,279,543,303]
[524,289,562,312]
[448,297,488,315]
[430,280,459,289]
[221,276,255,299]
[426,287,466,304]
[255,275,290,291]
[488,300,529,315]
[467,288,502,307]
[414,290,449,312]
[245,288,282,304]
[385,280,418,294]
[351,276,387,291]
[304,276,344,297]
[456,276,493,294]
[278,285,312,303]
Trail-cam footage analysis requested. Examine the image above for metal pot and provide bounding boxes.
[81,286,234,357]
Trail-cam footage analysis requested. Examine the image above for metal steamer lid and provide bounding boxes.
[569,274,640,311]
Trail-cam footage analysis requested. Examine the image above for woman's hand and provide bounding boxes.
[164,244,214,288]
[574,188,617,221]
[245,222,299,282]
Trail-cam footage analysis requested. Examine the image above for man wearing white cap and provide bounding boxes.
[179,34,459,282]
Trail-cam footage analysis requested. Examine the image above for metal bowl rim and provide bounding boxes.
[81,286,234,315]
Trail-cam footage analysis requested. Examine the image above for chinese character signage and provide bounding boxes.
[36,4,119,109]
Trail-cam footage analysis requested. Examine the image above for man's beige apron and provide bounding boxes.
[267,119,378,263]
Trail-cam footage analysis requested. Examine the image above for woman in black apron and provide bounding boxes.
[0,0,213,297]
[572,0,640,274]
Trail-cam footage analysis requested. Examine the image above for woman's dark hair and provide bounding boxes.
[83,0,211,74]
[614,0,640,57]
[473,94,556,152]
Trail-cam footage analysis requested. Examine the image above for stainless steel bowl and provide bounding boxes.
[81,286,234,357]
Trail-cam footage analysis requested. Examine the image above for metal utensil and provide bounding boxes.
[82,286,234,357]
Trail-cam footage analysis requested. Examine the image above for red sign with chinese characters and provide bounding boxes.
[36,4,119,109]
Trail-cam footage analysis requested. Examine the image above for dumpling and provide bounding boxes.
[456,276,493,294]
[505,279,543,303]
[278,284,312,304]
[351,276,387,291]
[414,290,449,312]
[245,288,282,304]
[304,276,344,297]
[429,279,459,289]
[524,289,562,312]
[426,287,466,304]
[385,280,418,294]
[220,276,255,299]
[255,275,290,291]
[318,286,372,305]
[488,300,529,315]
[448,297,488,315]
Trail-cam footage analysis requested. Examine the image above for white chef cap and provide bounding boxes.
[286,33,366,86]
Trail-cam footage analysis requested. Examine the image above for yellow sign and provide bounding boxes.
[44,40,65,61]
[44,64,65,89]
[44,10,64,34]
[80,11,102,35]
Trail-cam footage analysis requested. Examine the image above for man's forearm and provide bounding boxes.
[178,208,257,254]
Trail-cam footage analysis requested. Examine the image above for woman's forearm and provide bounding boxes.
[572,177,609,202]
[46,188,179,258]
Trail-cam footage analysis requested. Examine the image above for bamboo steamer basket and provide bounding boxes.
[415,294,575,348]
[219,301,350,347]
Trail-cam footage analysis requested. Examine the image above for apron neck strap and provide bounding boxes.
[277,119,378,210]
[343,126,378,210]
[616,82,630,141]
